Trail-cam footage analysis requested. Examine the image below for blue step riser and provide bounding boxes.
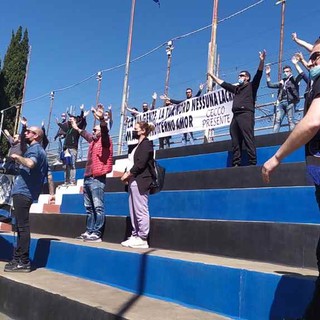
[60,187,320,224]
[51,146,305,181]
[0,235,315,320]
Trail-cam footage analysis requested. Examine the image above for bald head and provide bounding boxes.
[25,126,44,144]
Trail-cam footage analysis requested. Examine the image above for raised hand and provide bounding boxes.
[160,94,169,100]
[20,117,27,127]
[295,52,304,61]
[152,92,157,100]
[199,83,206,91]
[265,65,271,75]
[291,32,297,41]
[259,49,266,61]
[92,106,104,121]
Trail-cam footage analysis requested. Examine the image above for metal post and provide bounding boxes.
[207,0,219,92]
[164,40,174,101]
[118,0,136,155]
[46,91,55,137]
[276,0,286,81]
[13,105,21,135]
[93,71,103,127]
[0,110,4,141]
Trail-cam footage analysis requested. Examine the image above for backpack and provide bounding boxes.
[149,158,165,195]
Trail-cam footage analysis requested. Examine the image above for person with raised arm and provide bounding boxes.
[71,104,113,243]
[208,50,266,166]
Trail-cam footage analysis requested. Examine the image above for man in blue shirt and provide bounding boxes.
[4,126,48,273]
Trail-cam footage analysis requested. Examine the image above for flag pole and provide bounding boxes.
[117,0,136,155]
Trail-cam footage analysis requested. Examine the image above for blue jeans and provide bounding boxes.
[83,176,106,237]
[273,100,296,133]
[58,138,64,157]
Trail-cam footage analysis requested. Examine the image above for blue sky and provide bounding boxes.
[0,0,319,145]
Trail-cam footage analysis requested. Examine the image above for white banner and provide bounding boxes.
[125,88,234,144]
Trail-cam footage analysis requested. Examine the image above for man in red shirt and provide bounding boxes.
[70,105,113,242]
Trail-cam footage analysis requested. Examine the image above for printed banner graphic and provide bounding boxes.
[126,88,234,144]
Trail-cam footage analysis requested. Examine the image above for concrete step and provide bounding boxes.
[0,261,228,320]
[29,214,320,270]
[0,232,318,319]
[58,186,319,224]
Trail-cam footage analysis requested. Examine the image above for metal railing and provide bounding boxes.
[46,98,305,165]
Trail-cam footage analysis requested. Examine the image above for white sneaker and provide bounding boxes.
[128,237,149,249]
[121,236,137,247]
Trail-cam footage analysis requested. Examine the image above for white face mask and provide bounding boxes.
[238,78,244,85]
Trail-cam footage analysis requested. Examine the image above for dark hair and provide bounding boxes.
[239,70,251,81]
[186,87,193,92]
[283,65,292,71]
[137,121,155,136]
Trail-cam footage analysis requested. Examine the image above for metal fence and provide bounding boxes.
[46,97,305,165]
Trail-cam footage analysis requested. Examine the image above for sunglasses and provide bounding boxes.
[238,74,247,78]
[93,128,100,132]
[309,51,320,62]
[186,91,192,94]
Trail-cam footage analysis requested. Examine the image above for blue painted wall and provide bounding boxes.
[158,146,304,173]
[0,234,316,320]
[52,168,85,182]
[51,146,305,180]
[60,187,320,224]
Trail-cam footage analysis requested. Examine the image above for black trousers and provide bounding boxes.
[159,136,171,149]
[12,194,33,264]
[229,112,256,166]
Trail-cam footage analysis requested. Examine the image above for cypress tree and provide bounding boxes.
[0,26,29,156]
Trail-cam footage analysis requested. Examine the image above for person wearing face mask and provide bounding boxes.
[160,85,204,145]
[266,64,303,133]
[262,38,320,320]
[120,121,155,249]
[4,126,48,272]
[208,50,266,166]
[70,105,113,243]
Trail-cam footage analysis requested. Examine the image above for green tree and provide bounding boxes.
[0,26,29,156]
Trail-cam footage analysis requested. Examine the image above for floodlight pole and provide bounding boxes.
[164,40,174,103]
[93,71,103,126]
[276,0,286,81]
[46,91,55,137]
[118,0,136,155]
[207,0,219,91]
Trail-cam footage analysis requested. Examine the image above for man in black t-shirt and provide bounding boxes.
[208,50,266,166]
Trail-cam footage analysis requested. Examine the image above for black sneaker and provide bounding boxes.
[4,260,31,273]
[84,233,102,242]
[76,231,91,240]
